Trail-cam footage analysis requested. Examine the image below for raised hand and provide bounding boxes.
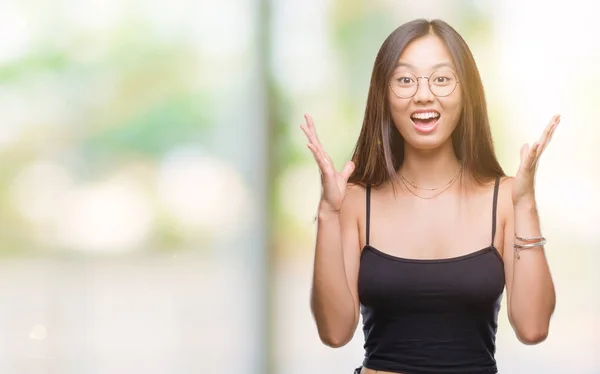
[512,114,560,205]
[301,114,355,214]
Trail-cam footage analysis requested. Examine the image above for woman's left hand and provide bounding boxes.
[512,114,561,206]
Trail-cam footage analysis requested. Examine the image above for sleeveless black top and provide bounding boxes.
[357,177,505,374]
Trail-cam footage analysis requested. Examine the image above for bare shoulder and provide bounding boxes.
[338,183,367,251]
[499,175,515,187]
[486,176,513,256]
[497,176,515,223]
[498,176,514,204]
[340,183,367,216]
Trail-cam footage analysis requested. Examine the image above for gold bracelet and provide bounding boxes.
[513,238,546,259]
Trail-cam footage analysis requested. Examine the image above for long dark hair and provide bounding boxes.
[348,19,505,187]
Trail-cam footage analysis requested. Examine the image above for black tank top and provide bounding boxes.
[358,177,505,374]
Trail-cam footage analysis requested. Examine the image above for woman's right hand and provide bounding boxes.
[301,114,355,215]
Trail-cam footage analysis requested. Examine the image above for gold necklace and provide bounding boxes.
[400,166,462,200]
[400,165,462,190]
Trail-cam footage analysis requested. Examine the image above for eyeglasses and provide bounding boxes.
[389,70,459,99]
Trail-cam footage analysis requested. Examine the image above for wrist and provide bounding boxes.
[513,195,537,210]
[317,203,340,221]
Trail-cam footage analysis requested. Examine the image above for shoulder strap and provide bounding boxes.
[366,184,371,246]
[491,176,500,245]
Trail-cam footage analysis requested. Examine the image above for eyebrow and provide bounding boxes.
[395,62,454,70]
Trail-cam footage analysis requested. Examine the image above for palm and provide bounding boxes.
[513,114,560,204]
[301,114,354,213]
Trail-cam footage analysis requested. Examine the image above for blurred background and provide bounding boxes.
[0,0,598,373]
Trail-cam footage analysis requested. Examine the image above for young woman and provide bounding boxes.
[301,19,557,374]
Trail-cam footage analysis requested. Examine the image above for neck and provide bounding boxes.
[398,141,462,189]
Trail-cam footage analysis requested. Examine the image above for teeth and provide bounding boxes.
[411,112,440,120]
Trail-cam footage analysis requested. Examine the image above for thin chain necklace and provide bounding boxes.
[399,166,462,200]
[400,165,463,191]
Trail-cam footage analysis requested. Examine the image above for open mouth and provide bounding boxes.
[410,111,440,133]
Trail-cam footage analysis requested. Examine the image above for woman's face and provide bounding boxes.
[388,34,463,151]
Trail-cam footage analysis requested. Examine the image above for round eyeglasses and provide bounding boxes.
[389,70,459,99]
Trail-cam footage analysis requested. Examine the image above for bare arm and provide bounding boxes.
[300,114,360,347]
[502,178,556,345]
[502,115,559,344]
[310,188,362,347]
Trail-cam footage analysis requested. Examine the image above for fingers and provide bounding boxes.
[536,114,560,158]
[520,142,539,171]
[521,114,561,172]
[301,115,328,163]
[530,142,541,168]
[300,123,318,153]
[341,161,355,181]
[301,114,334,170]
[302,114,353,181]
[527,142,540,170]
[301,114,324,151]
[519,143,529,164]
[306,143,330,172]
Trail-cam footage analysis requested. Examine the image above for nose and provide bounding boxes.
[412,77,434,104]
